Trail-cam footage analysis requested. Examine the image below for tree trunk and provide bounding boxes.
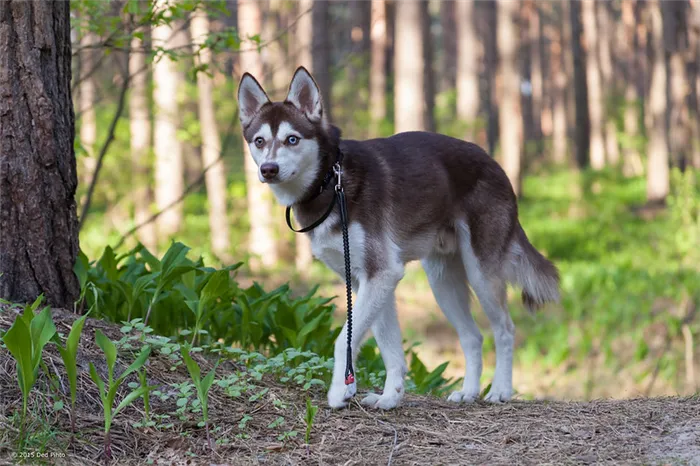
[526,0,543,144]
[129,22,157,252]
[482,1,499,156]
[662,0,690,171]
[421,0,435,132]
[646,0,670,204]
[192,8,231,262]
[621,0,644,177]
[152,1,185,239]
[569,0,589,169]
[551,13,568,165]
[597,1,620,166]
[295,0,313,69]
[78,30,98,197]
[456,0,479,139]
[369,0,387,136]
[312,1,332,122]
[395,0,429,132]
[238,0,279,271]
[581,0,606,170]
[497,0,523,196]
[0,0,80,308]
[440,0,457,92]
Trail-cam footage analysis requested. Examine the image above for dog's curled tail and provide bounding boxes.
[506,223,560,312]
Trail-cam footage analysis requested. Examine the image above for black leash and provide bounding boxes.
[285,151,355,387]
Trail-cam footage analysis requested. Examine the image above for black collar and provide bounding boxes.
[285,147,344,233]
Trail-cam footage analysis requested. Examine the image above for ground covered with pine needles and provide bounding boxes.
[1,307,699,466]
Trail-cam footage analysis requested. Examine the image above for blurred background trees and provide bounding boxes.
[6,0,699,401]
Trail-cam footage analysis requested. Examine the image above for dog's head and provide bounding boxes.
[237,67,339,206]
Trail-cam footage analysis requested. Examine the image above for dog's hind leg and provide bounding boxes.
[361,292,408,409]
[422,253,484,402]
[327,264,405,409]
[457,223,515,403]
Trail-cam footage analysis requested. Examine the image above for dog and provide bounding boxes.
[237,66,560,409]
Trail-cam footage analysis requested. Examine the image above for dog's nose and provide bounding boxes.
[260,162,279,179]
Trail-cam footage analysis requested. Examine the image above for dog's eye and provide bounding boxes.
[286,135,300,146]
[254,137,265,148]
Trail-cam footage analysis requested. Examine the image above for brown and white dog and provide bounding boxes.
[237,66,560,409]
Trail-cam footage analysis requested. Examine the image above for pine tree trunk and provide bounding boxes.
[78,30,98,197]
[0,0,80,308]
[621,0,644,177]
[456,0,479,139]
[569,0,590,169]
[597,1,620,166]
[439,0,457,91]
[395,0,428,132]
[421,0,435,132]
[192,8,231,262]
[551,14,568,165]
[312,1,332,122]
[238,0,279,271]
[647,0,670,204]
[497,0,523,196]
[129,22,157,252]
[152,1,185,238]
[582,0,606,170]
[369,0,387,136]
[527,0,543,144]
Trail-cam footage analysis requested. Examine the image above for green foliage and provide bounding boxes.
[52,313,88,432]
[88,329,153,459]
[304,397,318,444]
[180,345,218,449]
[1,297,56,446]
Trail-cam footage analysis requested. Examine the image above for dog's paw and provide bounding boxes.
[327,382,357,409]
[483,385,512,404]
[360,392,401,410]
[447,389,479,403]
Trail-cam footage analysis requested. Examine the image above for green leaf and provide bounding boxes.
[114,385,152,417]
[95,329,117,380]
[180,346,202,387]
[200,363,218,394]
[118,346,151,381]
[2,315,34,397]
[29,306,56,367]
[88,362,106,401]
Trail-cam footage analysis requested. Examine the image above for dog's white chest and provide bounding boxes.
[308,218,365,279]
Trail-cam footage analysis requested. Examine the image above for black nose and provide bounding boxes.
[260,162,279,179]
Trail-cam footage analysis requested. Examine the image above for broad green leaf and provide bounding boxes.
[180,346,202,386]
[95,329,117,380]
[29,307,56,367]
[88,362,106,401]
[2,315,34,397]
[74,249,90,290]
[114,385,152,417]
[98,246,120,282]
[200,363,218,394]
[118,346,151,381]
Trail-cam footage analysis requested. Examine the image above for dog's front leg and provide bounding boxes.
[327,267,404,409]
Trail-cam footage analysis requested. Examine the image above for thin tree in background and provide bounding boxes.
[689,0,700,169]
[152,1,185,238]
[551,12,569,165]
[525,0,543,145]
[369,0,387,136]
[646,0,670,204]
[621,0,644,177]
[597,1,620,166]
[581,0,606,170]
[440,0,457,91]
[662,1,690,171]
[192,7,231,262]
[497,0,523,196]
[569,0,589,169]
[394,0,429,132]
[78,29,98,196]
[0,0,80,308]
[129,16,157,252]
[456,0,479,139]
[238,0,279,270]
[312,1,332,122]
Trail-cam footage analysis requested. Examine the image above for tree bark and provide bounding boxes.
[647,0,670,204]
[551,13,568,165]
[597,1,620,166]
[369,0,387,136]
[238,0,279,271]
[569,0,589,169]
[78,30,98,196]
[152,1,185,238]
[456,0,479,139]
[581,0,606,170]
[621,0,644,177]
[129,21,157,252]
[497,0,523,196]
[192,8,231,262]
[526,0,543,144]
[440,0,457,91]
[395,0,429,132]
[312,1,332,123]
[0,0,80,308]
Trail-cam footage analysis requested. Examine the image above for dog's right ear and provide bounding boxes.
[238,73,270,128]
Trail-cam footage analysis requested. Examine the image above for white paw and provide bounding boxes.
[447,389,479,403]
[483,385,512,403]
[327,381,357,409]
[360,392,402,410]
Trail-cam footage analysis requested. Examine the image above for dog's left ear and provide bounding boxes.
[286,66,327,126]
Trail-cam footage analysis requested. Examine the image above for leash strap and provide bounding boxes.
[285,196,336,233]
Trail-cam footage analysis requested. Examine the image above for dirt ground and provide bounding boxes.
[1,307,699,466]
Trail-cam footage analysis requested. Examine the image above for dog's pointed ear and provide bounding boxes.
[286,66,326,125]
[238,73,270,128]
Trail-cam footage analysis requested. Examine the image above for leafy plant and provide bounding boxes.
[180,345,219,451]
[89,329,152,461]
[304,397,318,444]
[52,313,88,432]
[1,297,56,447]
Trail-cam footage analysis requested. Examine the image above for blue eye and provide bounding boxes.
[286,135,300,145]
